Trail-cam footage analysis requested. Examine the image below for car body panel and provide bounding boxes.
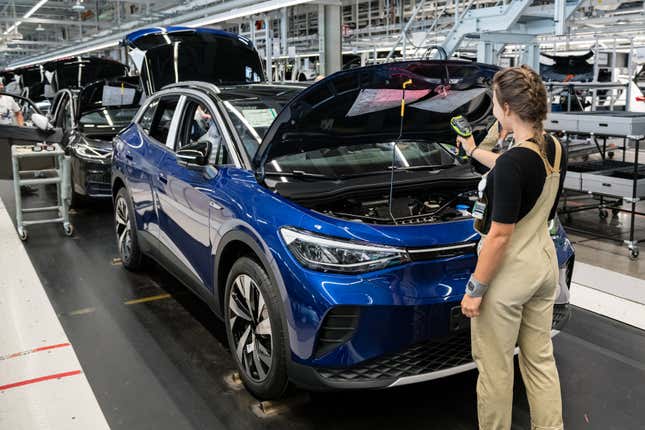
[112,58,575,391]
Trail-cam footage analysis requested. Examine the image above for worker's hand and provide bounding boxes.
[461,294,482,318]
[456,135,476,156]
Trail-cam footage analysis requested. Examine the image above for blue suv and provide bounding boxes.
[111,59,574,399]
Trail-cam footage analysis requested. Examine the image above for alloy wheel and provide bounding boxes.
[228,274,273,382]
[115,196,133,263]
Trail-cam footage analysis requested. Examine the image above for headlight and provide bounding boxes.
[280,227,410,274]
[73,143,112,160]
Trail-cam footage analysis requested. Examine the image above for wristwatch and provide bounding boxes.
[466,275,488,298]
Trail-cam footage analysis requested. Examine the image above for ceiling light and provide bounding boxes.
[3,0,48,35]
[71,1,85,12]
[35,24,44,31]
[24,0,48,19]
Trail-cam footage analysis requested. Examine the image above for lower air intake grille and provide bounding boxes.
[317,308,569,382]
[317,331,472,382]
[314,306,360,358]
[552,304,570,330]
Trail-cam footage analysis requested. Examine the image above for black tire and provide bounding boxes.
[114,187,144,271]
[224,257,289,400]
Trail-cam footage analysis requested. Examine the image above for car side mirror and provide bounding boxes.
[32,113,54,132]
[176,140,212,166]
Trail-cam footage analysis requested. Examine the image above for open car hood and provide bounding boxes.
[2,65,47,100]
[124,27,265,95]
[78,76,144,115]
[539,51,611,82]
[43,57,128,93]
[253,60,499,172]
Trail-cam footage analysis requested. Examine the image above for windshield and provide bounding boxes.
[223,98,287,158]
[265,141,457,177]
[79,107,139,131]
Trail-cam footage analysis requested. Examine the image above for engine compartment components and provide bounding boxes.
[311,189,479,225]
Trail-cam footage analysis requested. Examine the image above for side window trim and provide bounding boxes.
[165,96,186,149]
[134,96,159,125]
[180,92,241,167]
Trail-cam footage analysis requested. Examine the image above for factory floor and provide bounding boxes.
[1,181,644,430]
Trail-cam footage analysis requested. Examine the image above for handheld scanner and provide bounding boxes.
[450,115,473,137]
[450,115,473,159]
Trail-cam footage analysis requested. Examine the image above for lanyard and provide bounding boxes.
[477,172,489,200]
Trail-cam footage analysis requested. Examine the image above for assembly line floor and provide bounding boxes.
[1,181,645,430]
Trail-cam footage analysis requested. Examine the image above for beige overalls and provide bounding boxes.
[472,138,564,430]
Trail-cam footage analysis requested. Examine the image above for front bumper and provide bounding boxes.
[71,156,112,198]
[289,304,570,390]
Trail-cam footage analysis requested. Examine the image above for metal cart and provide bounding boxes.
[11,144,74,241]
[545,111,645,259]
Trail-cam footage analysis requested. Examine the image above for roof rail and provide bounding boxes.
[161,81,221,94]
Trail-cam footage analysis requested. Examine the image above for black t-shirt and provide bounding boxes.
[481,135,567,232]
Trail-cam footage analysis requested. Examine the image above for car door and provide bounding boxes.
[51,91,76,147]
[155,95,236,292]
[122,94,180,248]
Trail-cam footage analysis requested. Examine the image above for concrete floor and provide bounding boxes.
[1,181,645,430]
[560,196,645,279]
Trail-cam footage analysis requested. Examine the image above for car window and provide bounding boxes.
[138,99,158,134]
[179,99,230,166]
[148,96,178,144]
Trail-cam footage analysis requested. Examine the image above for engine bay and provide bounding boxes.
[308,188,479,225]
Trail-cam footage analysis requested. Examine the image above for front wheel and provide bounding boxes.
[224,257,288,400]
[114,187,144,271]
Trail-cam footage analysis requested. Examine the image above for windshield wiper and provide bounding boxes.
[265,165,455,181]
[264,170,340,180]
[391,163,457,171]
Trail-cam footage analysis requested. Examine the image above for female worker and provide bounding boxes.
[456,65,567,430]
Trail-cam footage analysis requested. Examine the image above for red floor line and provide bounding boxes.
[0,343,71,361]
[0,370,82,391]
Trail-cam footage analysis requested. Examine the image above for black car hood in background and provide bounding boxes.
[43,57,129,93]
[253,60,499,171]
[540,51,611,82]
[78,76,144,115]
[1,65,46,100]
[124,27,265,95]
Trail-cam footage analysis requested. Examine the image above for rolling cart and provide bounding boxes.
[545,111,645,259]
[11,144,74,241]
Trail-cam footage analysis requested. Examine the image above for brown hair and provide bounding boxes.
[492,65,548,155]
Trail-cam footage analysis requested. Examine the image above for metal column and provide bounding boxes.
[318,4,341,77]
[265,16,273,83]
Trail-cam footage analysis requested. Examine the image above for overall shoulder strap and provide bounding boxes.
[549,135,562,174]
[515,140,551,173]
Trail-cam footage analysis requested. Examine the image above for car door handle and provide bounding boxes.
[125,153,133,161]
[209,201,223,210]
[158,174,168,184]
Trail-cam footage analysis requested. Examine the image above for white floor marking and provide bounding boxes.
[0,198,110,429]
[571,262,645,330]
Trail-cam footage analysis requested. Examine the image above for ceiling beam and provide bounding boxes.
[7,39,63,45]
[0,16,112,28]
